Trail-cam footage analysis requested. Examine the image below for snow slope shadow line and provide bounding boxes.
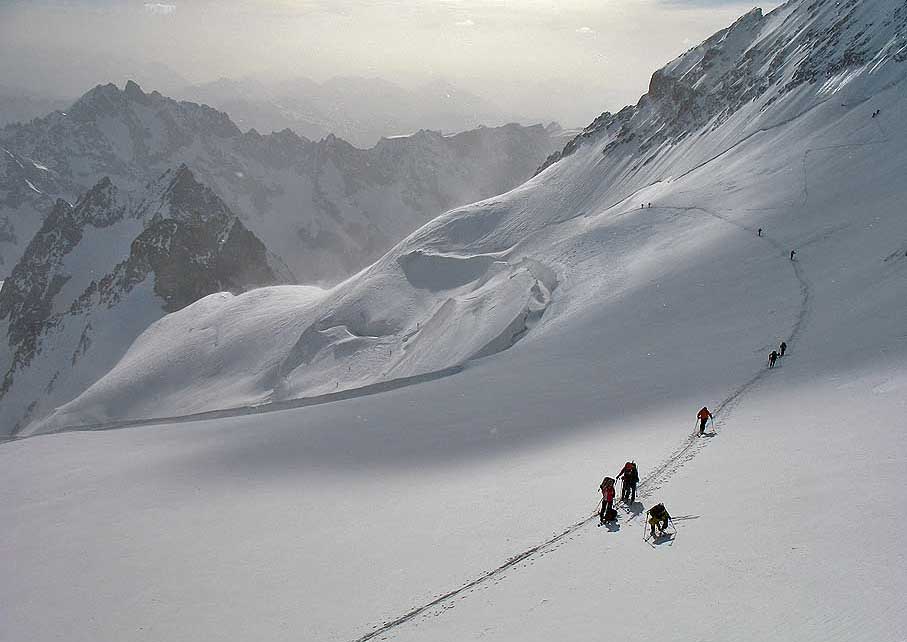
[2,365,466,443]
[347,205,813,641]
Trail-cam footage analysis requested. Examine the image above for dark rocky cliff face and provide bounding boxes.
[0,178,127,376]
[119,167,278,312]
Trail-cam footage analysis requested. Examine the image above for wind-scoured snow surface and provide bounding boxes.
[2,0,907,640]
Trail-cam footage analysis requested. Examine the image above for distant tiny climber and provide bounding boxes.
[647,202,652,208]
[779,341,787,357]
[647,503,671,538]
[790,249,796,261]
[758,227,763,237]
[768,350,779,368]
[616,461,639,504]
[697,406,713,434]
[599,477,617,524]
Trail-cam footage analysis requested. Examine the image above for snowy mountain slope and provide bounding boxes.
[0,166,284,435]
[0,85,564,282]
[39,0,907,432]
[1,0,907,641]
[3,95,905,641]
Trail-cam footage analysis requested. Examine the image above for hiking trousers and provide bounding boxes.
[600,499,613,522]
[621,481,637,503]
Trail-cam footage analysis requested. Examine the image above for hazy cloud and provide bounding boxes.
[0,0,782,127]
[658,0,761,6]
[144,3,176,16]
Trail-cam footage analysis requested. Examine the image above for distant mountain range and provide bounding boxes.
[0,69,552,149]
[176,75,533,148]
[0,81,569,283]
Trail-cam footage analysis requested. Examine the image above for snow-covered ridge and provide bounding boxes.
[539,0,907,175]
[0,86,565,283]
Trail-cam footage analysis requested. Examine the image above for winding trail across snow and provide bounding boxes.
[346,208,813,642]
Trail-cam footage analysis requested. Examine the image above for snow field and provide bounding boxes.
[5,90,906,641]
[387,360,907,642]
[3,3,907,640]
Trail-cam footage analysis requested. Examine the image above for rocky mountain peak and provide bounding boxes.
[123,79,147,102]
[66,81,242,139]
[74,176,128,227]
[69,82,122,115]
[141,164,233,227]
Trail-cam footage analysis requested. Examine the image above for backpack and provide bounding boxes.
[649,503,666,518]
[604,507,618,522]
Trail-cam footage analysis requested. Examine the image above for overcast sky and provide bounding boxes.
[0,0,776,125]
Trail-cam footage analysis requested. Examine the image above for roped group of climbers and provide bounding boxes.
[598,460,641,523]
[598,463,672,540]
